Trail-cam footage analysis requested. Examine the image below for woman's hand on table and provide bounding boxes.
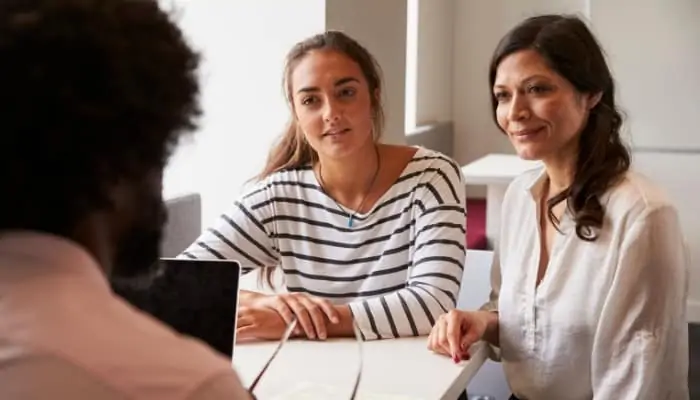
[246,293,340,340]
[236,306,290,341]
[427,310,490,363]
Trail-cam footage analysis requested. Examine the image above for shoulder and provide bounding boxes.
[106,301,236,397]
[38,297,236,399]
[604,170,677,225]
[240,165,319,202]
[0,353,128,399]
[606,172,687,287]
[267,164,315,182]
[404,146,463,182]
[250,165,315,189]
[394,147,464,206]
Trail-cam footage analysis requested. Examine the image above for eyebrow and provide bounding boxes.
[493,74,551,90]
[297,77,360,94]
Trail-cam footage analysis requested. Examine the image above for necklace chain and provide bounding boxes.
[317,145,381,227]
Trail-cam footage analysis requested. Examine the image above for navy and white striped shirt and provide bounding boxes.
[181,147,466,340]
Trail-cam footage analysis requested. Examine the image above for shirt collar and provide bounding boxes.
[525,166,548,200]
[523,167,576,229]
[0,230,109,291]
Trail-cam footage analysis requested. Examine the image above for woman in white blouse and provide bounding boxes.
[428,14,689,400]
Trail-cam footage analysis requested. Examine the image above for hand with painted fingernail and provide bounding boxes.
[427,310,491,362]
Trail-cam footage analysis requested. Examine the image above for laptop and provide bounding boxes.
[110,258,242,359]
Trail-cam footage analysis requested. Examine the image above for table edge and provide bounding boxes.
[439,341,490,400]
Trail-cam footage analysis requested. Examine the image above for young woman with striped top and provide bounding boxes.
[181,31,467,342]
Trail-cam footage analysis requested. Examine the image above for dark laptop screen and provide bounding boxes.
[111,258,241,358]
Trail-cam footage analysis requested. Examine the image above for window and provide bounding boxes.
[162,0,325,225]
[404,0,418,133]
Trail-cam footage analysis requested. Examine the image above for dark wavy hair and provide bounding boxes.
[0,0,200,236]
[489,14,630,241]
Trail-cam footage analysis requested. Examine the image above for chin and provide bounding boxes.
[513,145,545,161]
[320,142,365,160]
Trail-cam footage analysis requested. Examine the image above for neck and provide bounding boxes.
[317,141,380,196]
[543,156,576,196]
[71,215,114,277]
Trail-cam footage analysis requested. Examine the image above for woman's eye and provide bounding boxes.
[301,96,317,106]
[528,85,550,94]
[339,87,356,97]
[494,91,509,102]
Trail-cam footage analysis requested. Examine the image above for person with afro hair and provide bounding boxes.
[0,0,251,398]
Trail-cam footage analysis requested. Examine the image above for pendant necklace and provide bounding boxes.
[318,145,381,228]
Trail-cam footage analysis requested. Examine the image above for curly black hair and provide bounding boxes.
[0,0,200,236]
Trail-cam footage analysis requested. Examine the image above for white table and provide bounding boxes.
[461,154,541,245]
[233,337,489,399]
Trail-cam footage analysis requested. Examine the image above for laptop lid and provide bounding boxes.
[111,258,241,359]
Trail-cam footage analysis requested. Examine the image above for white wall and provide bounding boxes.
[590,0,700,152]
[326,0,407,145]
[161,0,326,225]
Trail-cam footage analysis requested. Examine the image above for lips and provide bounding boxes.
[513,127,543,135]
[512,126,544,140]
[323,128,351,137]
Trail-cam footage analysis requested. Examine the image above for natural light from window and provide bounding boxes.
[404,0,418,134]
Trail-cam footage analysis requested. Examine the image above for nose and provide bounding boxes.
[322,98,342,123]
[507,93,530,122]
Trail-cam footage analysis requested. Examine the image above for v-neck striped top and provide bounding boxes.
[181,147,467,340]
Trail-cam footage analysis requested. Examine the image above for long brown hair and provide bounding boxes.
[257,31,386,288]
[257,30,385,179]
[489,15,630,241]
